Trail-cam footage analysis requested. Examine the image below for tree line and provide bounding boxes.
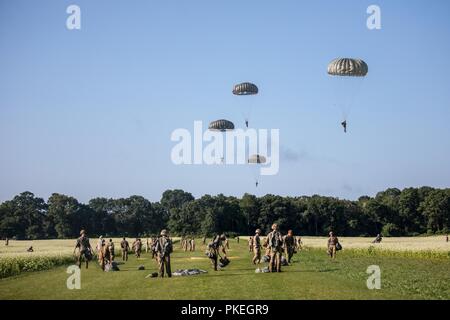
[0,187,449,240]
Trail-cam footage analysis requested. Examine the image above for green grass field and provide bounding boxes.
[0,238,449,300]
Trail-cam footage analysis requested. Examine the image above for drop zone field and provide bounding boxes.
[0,236,449,300]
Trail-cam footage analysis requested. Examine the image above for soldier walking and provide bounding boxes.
[327,231,339,259]
[155,229,173,278]
[73,229,93,269]
[120,237,130,261]
[252,229,262,265]
[108,239,115,262]
[132,238,142,258]
[267,224,283,272]
[283,230,295,263]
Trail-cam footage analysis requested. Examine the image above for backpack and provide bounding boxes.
[270,232,281,249]
[336,242,342,251]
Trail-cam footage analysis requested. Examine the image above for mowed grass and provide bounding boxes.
[0,238,449,300]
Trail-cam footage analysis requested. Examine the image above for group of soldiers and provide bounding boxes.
[180,236,196,252]
[248,224,302,272]
[72,226,346,278]
[73,229,174,277]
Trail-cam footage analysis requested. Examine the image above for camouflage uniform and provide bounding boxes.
[283,234,295,263]
[220,234,228,256]
[120,238,129,261]
[108,240,115,262]
[248,237,253,252]
[155,230,172,278]
[327,234,339,259]
[207,239,220,271]
[151,237,158,259]
[252,231,262,265]
[74,232,92,269]
[267,226,283,272]
[133,239,142,258]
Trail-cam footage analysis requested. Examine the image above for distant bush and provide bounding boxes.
[381,223,401,237]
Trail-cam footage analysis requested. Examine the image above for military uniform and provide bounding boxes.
[207,239,220,271]
[133,239,142,258]
[220,235,228,256]
[120,239,129,261]
[108,240,115,262]
[155,230,173,277]
[252,232,261,265]
[248,237,253,252]
[327,235,339,259]
[283,234,295,263]
[267,228,283,272]
[74,232,92,269]
[151,237,158,259]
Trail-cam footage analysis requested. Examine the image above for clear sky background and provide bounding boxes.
[1,0,450,203]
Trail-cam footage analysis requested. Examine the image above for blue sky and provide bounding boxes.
[1,0,450,202]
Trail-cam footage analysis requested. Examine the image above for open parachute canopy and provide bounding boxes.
[248,154,266,164]
[327,58,368,77]
[232,82,259,95]
[208,119,235,132]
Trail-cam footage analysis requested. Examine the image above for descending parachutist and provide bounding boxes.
[255,181,259,188]
[245,120,249,128]
[341,120,347,133]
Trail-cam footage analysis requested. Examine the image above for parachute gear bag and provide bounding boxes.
[104,261,120,272]
[336,242,342,251]
[219,257,230,268]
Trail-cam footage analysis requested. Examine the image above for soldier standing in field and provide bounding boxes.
[248,236,254,252]
[283,230,296,264]
[327,231,339,260]
[73,230,93,269]
[132,238,142,258]
[96,236,103,254]
[190,237,196,251]
[151,236,158,259]
[252,229,262,265]
[120,237,130,261]
[267,224,283,272]
[108,239,115,262]
[155,229,173,278]
[5,237,8,246]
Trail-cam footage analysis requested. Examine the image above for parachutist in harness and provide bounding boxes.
[245,120,249,128]
[255,181,259,188]
[341,120,347,133]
